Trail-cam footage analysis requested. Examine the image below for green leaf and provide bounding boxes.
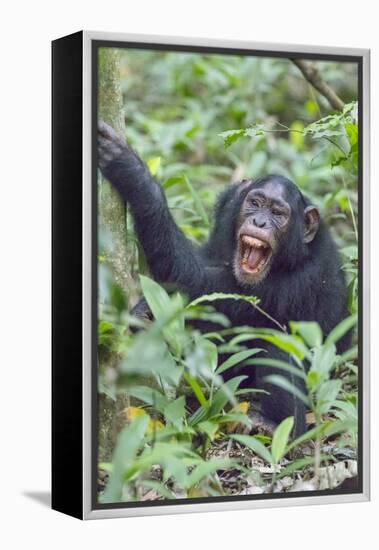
[98,382,117,401]
[183,174,210,227]
[109,282,127,314]
[186,459,235,488]
[139,276,185,356]
[304,99,318,115]
[98,320,114,334]
[340,245,358,261]
[277,455,329,479]
[323,419,356,438]
[185,308,231,328]
[203,332,226,343]
[290,321,323,348]
[316,379,342,415]
[224,330,309,362]
[231,434,272,464]
[120,332,177,381]
[147,156,161,176]
[310,344,337,380]
[208,375,247,416]
[128,386,169,413]
[197,420,220,440]
[164,396,186,431]
[188,405,208,426]
[333,398,357,414]
[235,388,270,396]
[216,349,263,375]
[184,334,219,380]
[324,315,357,349]
[289,121,305,150]
[218,128,246,147]
[331,155,348,168]
[264,375,310,406]
[202,338,218,372]
[127,442,199,482]
[162,456,189,486]
[212,412,252,430]
[98,462,112,473]
[162,175,184,189]
[306,370,319,391]
[271,417,294,464]
[345,122,358,148]
[183,372,208,407]
[245,125,266,137]
[286,422,331,453]
[101,415,149,503]
[189,292,259,309]
[247,357,306,380]
[139,479,174,500]
[259,333,308,361]
[140,275,171,318]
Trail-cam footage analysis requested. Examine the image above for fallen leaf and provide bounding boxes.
[224,401,250,433]
[122,406,164,434]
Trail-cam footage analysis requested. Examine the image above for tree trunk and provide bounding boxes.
[97,48,131,463]
[98,48,134,294]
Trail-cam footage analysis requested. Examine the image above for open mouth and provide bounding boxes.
[240,235,272,274]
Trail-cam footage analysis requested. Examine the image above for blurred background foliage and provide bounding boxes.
[97,49,359,502]
[115,50,358,257]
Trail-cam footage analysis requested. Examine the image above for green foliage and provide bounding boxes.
[98,52,359,501]
[99,277,358,500]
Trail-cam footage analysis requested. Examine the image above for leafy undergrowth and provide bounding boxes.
[98,277,358,504]
[98,413,358,502]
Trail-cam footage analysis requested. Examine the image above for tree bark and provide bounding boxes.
[292,59,345,112]
[98,48,134,294]
[97,48,131,463]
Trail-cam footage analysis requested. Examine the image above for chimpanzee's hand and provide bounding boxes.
[97,120,130,172]
[98,120,159,204]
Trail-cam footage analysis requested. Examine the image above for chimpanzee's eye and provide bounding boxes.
[250,199,259,207]
[272,209,283,216]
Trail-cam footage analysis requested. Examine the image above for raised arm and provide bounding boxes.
[98,121,205,292]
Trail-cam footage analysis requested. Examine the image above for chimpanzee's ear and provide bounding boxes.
[303,205,320,243]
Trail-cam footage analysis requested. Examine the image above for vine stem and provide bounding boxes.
[291,59,345,112]
[314,412,322,482]
[189,293,287,332]
[342,176,358,242]
[251,302,287,333]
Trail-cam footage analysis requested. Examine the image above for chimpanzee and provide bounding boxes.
[98,120,349,436]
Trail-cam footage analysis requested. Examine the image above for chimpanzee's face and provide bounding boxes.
[234,181,291,285]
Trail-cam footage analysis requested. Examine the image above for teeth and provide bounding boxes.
[240,235,272,275]
[241,235,268,249]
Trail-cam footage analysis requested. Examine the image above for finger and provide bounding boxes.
[98,134,125,159]
[98,120,122,143]
[98,120,113,138]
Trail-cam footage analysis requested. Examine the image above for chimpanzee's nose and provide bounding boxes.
[253,215,266,228]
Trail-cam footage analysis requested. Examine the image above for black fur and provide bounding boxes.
[98,121,349,436]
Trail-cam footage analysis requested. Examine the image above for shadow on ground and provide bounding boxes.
[23,491,51,508]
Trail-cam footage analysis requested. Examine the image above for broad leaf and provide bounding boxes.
[164,396,186,431]
[101,415,149,503]
[271,417,294,464]
[290,321,323,348]
[216,349,263,375]
[231,434,272,464]
[264,374,310,407]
